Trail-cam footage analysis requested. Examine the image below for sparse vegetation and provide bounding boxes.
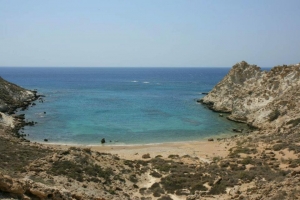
[150,170,162,178]
[49,155,113,182]
[129,174,138,183]
[0,137,52,175]
[229,146,257,158]
[168,154,179,159]
[150,182,165,197]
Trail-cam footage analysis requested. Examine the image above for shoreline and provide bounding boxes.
[36,133,238,147]
[41,135,239,161]
[23,112,249,161]
[25,118,249,148]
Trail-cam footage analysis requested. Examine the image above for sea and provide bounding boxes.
[0,67,247,145]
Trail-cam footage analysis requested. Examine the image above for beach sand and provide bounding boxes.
[41,130,241,162]
[50,139,236,162]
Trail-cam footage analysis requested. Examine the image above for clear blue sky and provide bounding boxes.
[1,0,299,67]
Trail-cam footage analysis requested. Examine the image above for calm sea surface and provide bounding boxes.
[0,67,247,145]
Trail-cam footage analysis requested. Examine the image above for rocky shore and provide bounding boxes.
[0,76,44,138]
[1,63,300,200]
[200,61,300,132]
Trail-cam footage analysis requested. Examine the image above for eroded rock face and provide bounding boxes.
[0,77,40,130]
[0,172,74,200]
[201,61,300,131]
[0,76,36,113]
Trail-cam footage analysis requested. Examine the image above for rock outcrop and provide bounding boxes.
[200,61,300,131]
[0,76,41,136]
[0,76,38,114]
[0,172,74,200]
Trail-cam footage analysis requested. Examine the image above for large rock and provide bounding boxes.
[201,61,300,131]
[0,172,74,199]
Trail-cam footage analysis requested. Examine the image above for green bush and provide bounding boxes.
[273,143,288,151]
[208,183,226,195]
[239,157,254,165]
[150,170,162,178]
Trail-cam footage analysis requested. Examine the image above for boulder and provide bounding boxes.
[233,128,243,133]
[0,172,74,199]
[0,173,14,192]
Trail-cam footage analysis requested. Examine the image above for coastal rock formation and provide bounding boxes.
[200,61,300,131]
[0,77,40,137]
[0,76,37,114]
[0,172,74,200]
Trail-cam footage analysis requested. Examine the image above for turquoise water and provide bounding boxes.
[1,67,247,145]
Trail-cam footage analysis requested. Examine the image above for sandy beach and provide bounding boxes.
[47,138,236,162]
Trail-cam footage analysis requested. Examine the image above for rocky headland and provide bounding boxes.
[200,61,300,132]
[0,76,42,136]
[1,63,300,200]
[0,76,38,113]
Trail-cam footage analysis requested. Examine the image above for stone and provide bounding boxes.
[176,188,190,195]
[22,194,31,200]
[208,138,214,141]
[0,174,16,193]
[10,181,26,194]
[214,176,222,185]
[233,129,243,133]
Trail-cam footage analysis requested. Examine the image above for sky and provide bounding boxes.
[0,0,300,67]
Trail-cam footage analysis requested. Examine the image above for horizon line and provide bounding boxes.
[0,66,234,68]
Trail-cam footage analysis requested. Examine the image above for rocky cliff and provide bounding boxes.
[200,61,300,132]
[0,76,37,114]
[0,77,39,129]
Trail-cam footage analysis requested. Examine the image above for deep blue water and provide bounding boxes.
[0,67,247,145]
